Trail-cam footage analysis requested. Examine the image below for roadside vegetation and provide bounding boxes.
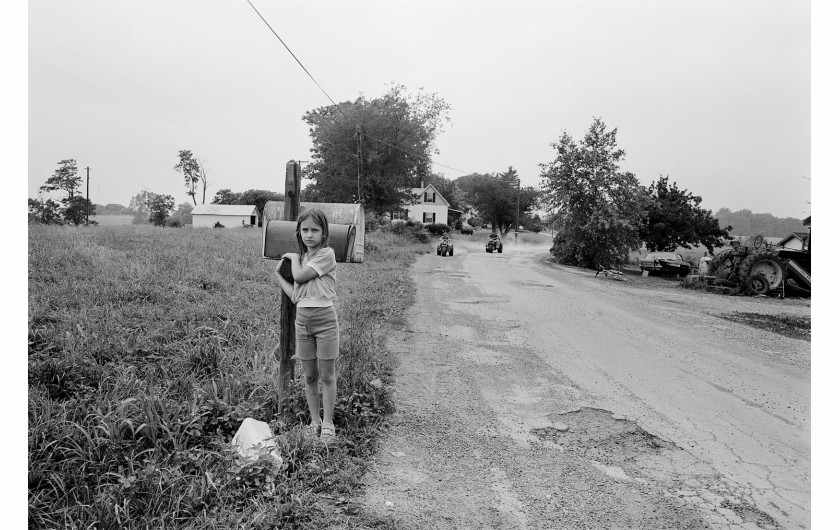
[720,311,811,342]
[28,224,426,529]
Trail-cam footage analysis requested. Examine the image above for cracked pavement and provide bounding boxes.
[361,234,810,529]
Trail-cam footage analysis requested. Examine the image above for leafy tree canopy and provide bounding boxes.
[145,193,176,227]
[302,84,451,213]
[714,208,808,238]
[169,202,194,226]
[174,150,208,205]
[639,175,731,254]
[128,190,153,224]
[34,159,95,225]
[212,188,283,217]
[28,197,63,225]
[540,117,645,268]
[40,159,81,198]
[457,167,539,235]
[63,196,95,226]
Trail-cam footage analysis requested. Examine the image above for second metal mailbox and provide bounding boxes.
[262,220,357,263]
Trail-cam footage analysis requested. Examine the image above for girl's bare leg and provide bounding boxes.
[300,359,321,425]
[318,359,337,425]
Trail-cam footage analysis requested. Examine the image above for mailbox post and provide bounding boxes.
[278,160,301,393]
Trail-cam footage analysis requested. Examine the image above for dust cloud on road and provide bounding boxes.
[361,232,810,529]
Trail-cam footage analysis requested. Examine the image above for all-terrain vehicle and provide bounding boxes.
[437,237,454,257]
[486,234,503,253]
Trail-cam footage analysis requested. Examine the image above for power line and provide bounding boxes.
[244,0,348,121]
[243,0,469,175]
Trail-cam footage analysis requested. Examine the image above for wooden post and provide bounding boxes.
[279,160,301,394]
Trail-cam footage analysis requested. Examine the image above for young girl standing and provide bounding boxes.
[274,209,339,442]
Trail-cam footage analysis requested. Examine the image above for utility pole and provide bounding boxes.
[355,124,362,203]
[85,166,90,226]
[514,179,520,240]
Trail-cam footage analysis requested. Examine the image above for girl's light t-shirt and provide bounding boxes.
[293,247,337,307]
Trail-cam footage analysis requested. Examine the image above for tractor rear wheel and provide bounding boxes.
[738,251,786,290]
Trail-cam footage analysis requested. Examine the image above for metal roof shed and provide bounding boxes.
[192,204,259,228]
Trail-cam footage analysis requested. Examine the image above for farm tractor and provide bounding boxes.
[706,234,811,297]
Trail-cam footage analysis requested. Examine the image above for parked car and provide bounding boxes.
[460,226,474,235]
[640,252,691,277]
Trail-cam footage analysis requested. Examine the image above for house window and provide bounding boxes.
[424,191,436,203]
[423,212,435,224]
[391,209,408,221]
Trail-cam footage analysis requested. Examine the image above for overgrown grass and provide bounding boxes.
[28,224,427,529]
[720,311,811,341]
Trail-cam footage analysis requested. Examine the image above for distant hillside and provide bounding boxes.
[714,208,808,237]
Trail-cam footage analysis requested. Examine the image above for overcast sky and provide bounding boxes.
[26,0,813,219]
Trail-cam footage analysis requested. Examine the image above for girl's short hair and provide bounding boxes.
[295,208,330,254]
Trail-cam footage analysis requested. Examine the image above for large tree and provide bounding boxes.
[39,159,81,198]
[302,84,450,213]
[174,150,209,205]
[28,197,63,225]
[37,159,95,225]
[168,202,195,226]
[540,118,646,268]
[145,193,176,227]
[128,190,153,224]
[457,167,539,235]
[639,176,731,253]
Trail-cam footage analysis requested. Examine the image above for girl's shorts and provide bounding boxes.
[294,306,339,361]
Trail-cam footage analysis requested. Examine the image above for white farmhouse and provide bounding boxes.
[191,204,259,228]
[391,183,457,225]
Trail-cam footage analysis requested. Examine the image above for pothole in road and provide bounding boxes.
[533,407,676,466]
[531,407,780,530]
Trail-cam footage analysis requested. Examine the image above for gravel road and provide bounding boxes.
[360,234,810,529]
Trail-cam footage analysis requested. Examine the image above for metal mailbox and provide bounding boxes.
[262,220,357,263]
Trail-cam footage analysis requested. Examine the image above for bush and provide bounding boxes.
[166,218,183,228]
[460,226,474,235]
[213,221,224,228]
[386,220,430,243]
[426,223,449,236]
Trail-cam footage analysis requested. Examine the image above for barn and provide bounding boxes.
[191,204,259,228]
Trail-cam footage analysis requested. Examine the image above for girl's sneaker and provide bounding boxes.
[320,422,336,442]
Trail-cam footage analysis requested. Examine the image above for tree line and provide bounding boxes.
[30,85,800,262]
[713,208,806,238]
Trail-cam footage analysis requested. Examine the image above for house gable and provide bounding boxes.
[778,231,809,250]
[408,184,451,208]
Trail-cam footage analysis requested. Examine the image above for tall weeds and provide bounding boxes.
[28,224,425,529]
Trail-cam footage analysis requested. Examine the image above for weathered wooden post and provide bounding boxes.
[278,160,301,393]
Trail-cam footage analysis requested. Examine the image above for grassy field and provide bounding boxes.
[28,224,426,529]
